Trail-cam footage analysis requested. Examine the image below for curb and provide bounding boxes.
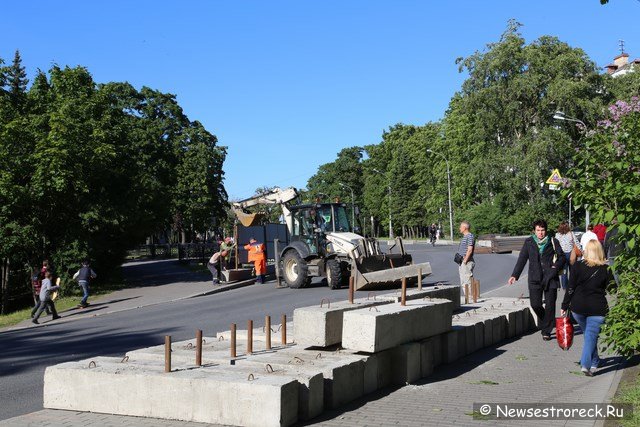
[593,356,635,427]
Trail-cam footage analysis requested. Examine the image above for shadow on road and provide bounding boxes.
[0,325,180,377]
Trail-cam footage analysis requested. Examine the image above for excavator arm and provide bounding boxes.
[232,187,299,227]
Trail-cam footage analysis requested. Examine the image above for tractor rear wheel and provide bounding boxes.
[283,250,310,289]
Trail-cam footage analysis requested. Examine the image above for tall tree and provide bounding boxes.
[6,50,28,109]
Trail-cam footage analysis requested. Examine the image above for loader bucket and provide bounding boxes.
[232,208,265,227]
[353,257,432,291]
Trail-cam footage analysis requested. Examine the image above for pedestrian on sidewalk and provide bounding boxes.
[456,221,475,300]
[555,221,577,290]
[561,240,615,376]
[207,250,225,285]
[244,237,267,284]
[580,224,598,252]
[508,219,566,341]
[30,267,50,317]
[73,260,97,308]
[32,272,61,324]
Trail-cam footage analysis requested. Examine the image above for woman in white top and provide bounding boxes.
[555,221,579,290]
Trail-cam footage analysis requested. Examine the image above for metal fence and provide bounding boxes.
[177,243,220,265]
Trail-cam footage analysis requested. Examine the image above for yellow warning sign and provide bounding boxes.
[546,169,563,185]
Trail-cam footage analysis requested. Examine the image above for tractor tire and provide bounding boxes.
[326,259,343,290]
[282,250,310,289]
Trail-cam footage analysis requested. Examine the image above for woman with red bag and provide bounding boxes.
[560,240,615,377]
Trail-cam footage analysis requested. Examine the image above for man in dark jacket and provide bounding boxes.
[508,219,566,340]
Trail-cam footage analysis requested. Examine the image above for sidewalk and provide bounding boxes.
[2,259,257,333]
[1,273,629,426]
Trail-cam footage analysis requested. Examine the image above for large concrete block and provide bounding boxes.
[219,359,323,422]
[390,342,421,385]
[421,335,443,368]
[240,347,367,410]
[44,357,299,427]
[419,338,434,378]
[342,299,453,353]
[217,321,294,344]
[379,284,461,310]
[126,337,260,367]
[442,325,469,364]
[293,298,390,348]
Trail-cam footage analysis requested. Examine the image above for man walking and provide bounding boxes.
[457,221,475,299]
[73,260,97,308]
[508,219,566,341]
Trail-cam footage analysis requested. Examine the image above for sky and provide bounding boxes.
[3,1,639,201]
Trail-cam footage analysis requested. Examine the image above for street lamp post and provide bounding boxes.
[339,182,355,231]
[426,149,454,242]
[372,168,393,239]
[553,111,589,229]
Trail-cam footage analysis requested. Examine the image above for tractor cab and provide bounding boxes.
[289,203,351,256]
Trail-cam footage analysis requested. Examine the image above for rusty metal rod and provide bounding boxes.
[418,267,423,291]
[196,329,203,366]
[281,314,287,345]
[230,323,237,358]
[164,335,171,373]
[348,276,354,304]
[247,320,253,354]
[265,315,271,350]
[473,279,480,303]
[401,277,407,306]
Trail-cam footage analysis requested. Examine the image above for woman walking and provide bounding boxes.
[560,240,615,376]
[555,221,578,289]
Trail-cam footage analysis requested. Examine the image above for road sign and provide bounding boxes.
[546,169,563,185]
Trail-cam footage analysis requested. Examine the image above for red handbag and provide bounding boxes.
[556,313,574,351]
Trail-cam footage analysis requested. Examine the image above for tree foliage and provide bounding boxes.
[307,22,611,237]
[563,97,640,356]
[0,55,227,313]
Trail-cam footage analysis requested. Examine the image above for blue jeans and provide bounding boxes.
[572,312,605,370]
[560,252,571,289]
[79,281,90,305]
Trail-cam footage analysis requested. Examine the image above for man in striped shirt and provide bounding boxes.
[457,221,475,298]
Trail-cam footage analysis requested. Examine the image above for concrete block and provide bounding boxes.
[220,360,323,421]
[492,315,507,344]
[240,347,367,410]
[379,284,461,310]
[44,357,299,427]
[342,299,453,353]
[390,342,421,385]
[217,322,294,344]
[126,337,260,367]
[293,298,389,348]
[506,312,517,339]
[442,329,461,364]
[421,335,443,368]
[222,268,253,282]
[419,338,434,378]
[483,319,493,347]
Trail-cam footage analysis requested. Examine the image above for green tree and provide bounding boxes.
[563,97,640,356]
[6,50,28,109]
[444,20,609,234]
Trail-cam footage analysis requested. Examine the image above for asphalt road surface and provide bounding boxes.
[0,244,519,421]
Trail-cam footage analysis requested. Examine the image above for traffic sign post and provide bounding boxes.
[546,169,562,191]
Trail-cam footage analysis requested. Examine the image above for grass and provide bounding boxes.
[0,267,125,329]
[610,360,640,427]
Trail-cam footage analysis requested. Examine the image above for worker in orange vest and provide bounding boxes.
[244,238,267,284]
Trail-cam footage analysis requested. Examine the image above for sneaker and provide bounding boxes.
[52,316,61,320]
[32,319,39,324]
[590,367,598,375]
[542,334,552,341]
[581,368,594,377]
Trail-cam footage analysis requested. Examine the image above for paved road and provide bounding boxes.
[0,244,519,421]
